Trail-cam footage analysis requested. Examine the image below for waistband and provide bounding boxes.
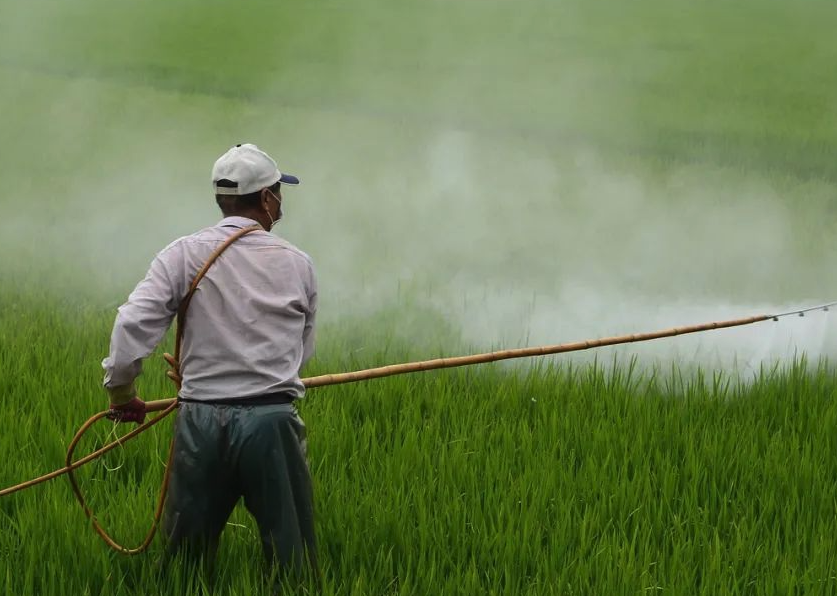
[178,392,296,406]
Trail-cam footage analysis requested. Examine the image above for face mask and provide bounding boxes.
[264,189,282,231]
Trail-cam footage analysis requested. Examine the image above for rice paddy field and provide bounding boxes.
[3,0,837,594]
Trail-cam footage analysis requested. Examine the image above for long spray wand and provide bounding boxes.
[3,300,833,494]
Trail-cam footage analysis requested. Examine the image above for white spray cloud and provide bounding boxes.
[1,1,836,376]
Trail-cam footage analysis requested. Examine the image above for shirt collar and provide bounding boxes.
[218,216,263,230]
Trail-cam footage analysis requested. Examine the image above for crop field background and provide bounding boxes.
[2,0,837,594]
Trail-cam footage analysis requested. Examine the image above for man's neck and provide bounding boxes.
[222,212,267,230]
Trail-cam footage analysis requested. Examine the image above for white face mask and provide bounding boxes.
[264,189,282,230]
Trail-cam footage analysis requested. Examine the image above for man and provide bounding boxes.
[101,143,318,579]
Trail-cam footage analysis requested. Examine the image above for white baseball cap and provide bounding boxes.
[212,143,300,195]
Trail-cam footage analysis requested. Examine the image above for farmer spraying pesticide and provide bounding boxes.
[102,143,318,579]
[3,141,836,587]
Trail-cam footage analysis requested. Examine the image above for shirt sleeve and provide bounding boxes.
[101,246,182,398]
[301,262,318,368]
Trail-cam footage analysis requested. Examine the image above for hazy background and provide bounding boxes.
[1,0,836,373]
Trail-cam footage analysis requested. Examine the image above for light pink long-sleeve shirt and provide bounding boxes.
[102,216,317,401]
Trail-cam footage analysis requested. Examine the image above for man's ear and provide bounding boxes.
[260,188,270,209]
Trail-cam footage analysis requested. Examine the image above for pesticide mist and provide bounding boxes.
[1,0,836,375]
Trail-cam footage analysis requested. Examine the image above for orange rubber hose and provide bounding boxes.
[63,401,179,554]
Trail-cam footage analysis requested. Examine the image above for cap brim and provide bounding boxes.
[280,173,300,186]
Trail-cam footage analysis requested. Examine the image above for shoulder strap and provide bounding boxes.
[167,225,262,384]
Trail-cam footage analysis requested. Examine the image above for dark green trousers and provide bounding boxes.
[163,401,317,578]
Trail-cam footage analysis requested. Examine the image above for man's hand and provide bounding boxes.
[107,397,147,425]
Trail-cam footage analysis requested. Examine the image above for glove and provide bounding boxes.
[107,397,147,425]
